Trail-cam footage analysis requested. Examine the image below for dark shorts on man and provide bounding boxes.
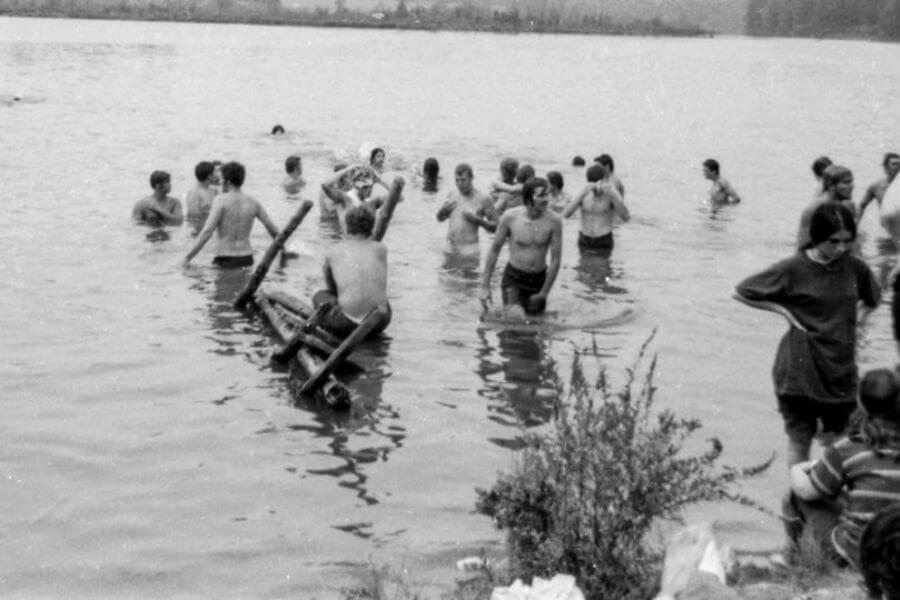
[777,394,856,448]
[578,231,614,252]
[213,255,253,268]
[312,290,392,340]
[501,263,547,315]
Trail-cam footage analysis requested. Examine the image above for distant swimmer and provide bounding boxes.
[271,124,285,135]
[859,153,900,231]
[546,171,570,213]
[797,164,857,249]
[563,163,629,253]
[421,157,440,193]
[480,177,563,317]
[493,164,535,214]
[702,158,741,206]
[132,170,184,227]
[312,205,396,340]
[321,164,393,237]
[436,163,497,255]
[184,161,217,227]
[596,154,625,198]
[369,147,386,174]
[182,161,279,268]
[810,155,832,202]
[282,154,306,198]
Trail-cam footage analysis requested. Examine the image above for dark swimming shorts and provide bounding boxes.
[213,255,253,268]
[312,290,392,340]
[578,231,614,251]
[501,263,547,315]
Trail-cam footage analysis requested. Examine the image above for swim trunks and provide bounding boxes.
[312,290,392,340]
[213,255,253,268]
[578,231,614,252]
[501,263,547,315]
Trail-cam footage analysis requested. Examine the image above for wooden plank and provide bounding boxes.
[272,303,331,363]
[234,199,312,311]
[266,289,314,317]
[298,307,383,396]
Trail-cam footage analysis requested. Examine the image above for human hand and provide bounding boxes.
[527,293,547,314]
[479,287,492,312]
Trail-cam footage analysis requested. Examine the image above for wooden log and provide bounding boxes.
[271,303,330,363]
[298,307,383,396]
[372,176,405,242]
[266,289,314,317]
[234,199,313,311]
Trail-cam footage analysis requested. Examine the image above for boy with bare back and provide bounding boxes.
[563,163,630,252]
[184,161,217,227]
[480,177,563,317]
[436,163,497,255]
[133,170,184,227]
[182,161,279,268]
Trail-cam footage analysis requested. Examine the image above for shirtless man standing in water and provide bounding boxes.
[480,177,562,317]
[182,161,279,268]
[563,163,629,253]
[436,163,497,255]
[859,152,900,238]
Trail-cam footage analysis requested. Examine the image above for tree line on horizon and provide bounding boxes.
[745,0,900,39]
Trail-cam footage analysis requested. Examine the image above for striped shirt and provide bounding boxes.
[809,433,900,568]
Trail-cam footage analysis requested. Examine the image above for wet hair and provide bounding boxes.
[571,155,585,167]
[808,201,856,247]
[271,124,285,135]
[515,164,535,184]
[500,157,519,182]
[598,154,615,173]
[811,156,833,178]
[285,155,301,174]
[884,152,900,168]
[702,159,720,175]
[194,161,214,182]
[860,503,900,600]
[454,163,473,179]
[547,171,564,190]
[822,164,853,191]
[369,147,384,165]
[149,170,170,189]
[423,157,439,180]
[586,164,606,183]
[522,177,549,206]
[344,205,375,236]
[222,161,246,187]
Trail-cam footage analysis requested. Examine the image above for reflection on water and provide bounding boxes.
[574,248,627,297]
[476,328,562,449]
[439,250,481,294]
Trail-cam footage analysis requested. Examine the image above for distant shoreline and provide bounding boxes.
[0,6,715,38]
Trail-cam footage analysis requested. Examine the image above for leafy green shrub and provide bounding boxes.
[475,332,770,600]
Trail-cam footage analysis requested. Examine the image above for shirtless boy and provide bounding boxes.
[702,159,741,206]
[436,163,497,254]
[480,177,563,316]
[132,170,184,227]
[282,155,306,198]
[184,161,217,227]
[563,163,629,252]
[596,154,625,198]
[312,206,392,340]
[858,152,900,224]
[182,161,279,268]
[493,164,535,214]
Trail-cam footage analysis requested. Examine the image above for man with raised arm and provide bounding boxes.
[480,177,563,317]
[563,163,629,253]
[182,161,279,268]
[436,163,497,255]
[321,163,393,237]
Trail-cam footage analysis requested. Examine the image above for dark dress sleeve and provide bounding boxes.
[735,257,793,303]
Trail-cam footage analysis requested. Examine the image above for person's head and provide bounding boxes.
[285,155,302,175]
[522,177,550,216]
[454,163,474,195]
[883,152,900,180]
[598,154,615,173]
[369,147,385,169]
[352,169,375,199]
[333,162,352,190]
[571,155,585,167]
[221,161,246,188]
[194,161,214,183]
[423,157,439,181]
[515,164,535,184]
[500,157,519,183]
[702,159,720,180]
[149,170,171,191]
[811,156,832,179]
[547,171,564,192]
[344,205,375,237]
[271,124,285,135]
[859,369,900,420]
[807,200,856,260]
[822,164,854,201]
[860,503,900,600]
[586,163,606,183]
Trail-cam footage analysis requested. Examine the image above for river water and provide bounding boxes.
[2,16,900,598]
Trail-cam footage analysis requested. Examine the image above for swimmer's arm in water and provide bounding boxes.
[491,180,522,194]
[182,199,224,266]
[562,186,590,218]
[732,292,807,332]
[479,213,513,309]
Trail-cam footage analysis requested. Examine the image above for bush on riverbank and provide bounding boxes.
[474,333,771,600]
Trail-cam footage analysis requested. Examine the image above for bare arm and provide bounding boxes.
[858,182,880,220]
[436,193,457,222]
[601,183,630,222]
[183,200,223,265]
[721,179,741,203]
[536,218,563,298]
[462,195,498,233]
[563,186,589,218]
[480,214,511,307]
[732,292,807,332]
[256,203,280,239]
[167,199,184,226]
[321,165,357,207]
